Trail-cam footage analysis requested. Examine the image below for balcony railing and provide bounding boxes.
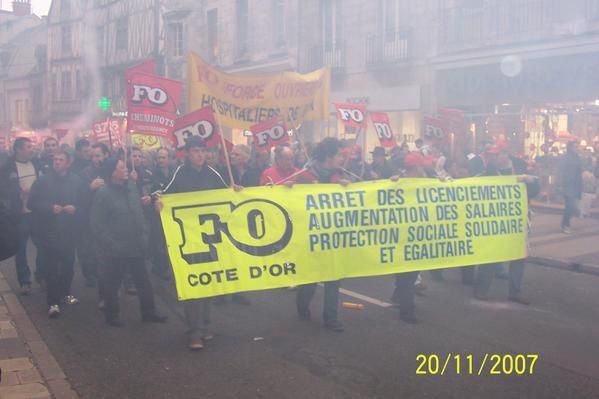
[300,41,346,74]
[366,29,411,67]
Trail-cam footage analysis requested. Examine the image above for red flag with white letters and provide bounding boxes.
[334,103,368,129]
[250,118,289,153]
[370,112,396,148]
[126,69,182,138]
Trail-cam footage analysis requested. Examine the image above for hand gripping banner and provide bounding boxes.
[160,176,528,300]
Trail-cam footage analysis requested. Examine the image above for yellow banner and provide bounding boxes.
[160,176,528,300]
[187,52,330,129]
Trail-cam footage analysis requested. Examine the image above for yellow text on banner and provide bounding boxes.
[187,52,330,129]
[160,176,528,300]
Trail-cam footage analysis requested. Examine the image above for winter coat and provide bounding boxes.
[90,180,148,258]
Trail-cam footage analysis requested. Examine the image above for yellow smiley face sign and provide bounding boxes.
[131,134,161,151]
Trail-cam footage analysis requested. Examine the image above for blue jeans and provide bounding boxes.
[15,213,34,287]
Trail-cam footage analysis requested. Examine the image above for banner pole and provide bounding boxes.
[106,116,113,154]
[213,112,235,188]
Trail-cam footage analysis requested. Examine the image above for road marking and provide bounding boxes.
[317,284,393,308]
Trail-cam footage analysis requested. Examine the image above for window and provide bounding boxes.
[32,86,42,113]
[382,0,398,41]
[61,71,72,100]
[236,0,249,57]
[207,9,218,62]
[116,17,128,51]
[167,22,183,57]
[76,70,81,98]
[15,100,25,124]
[61,0,71,18]
[97,26,104,57]
[322,0,341,50]
[272,0,286,48]
[62,25,72,55]
[51,73,58,100]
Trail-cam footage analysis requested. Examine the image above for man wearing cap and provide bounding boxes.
[155,136,229,350]
[90,157,167,327]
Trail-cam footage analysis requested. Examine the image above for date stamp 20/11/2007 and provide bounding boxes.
[416,354,539,376]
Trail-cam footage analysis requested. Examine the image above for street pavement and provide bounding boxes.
[0,211,598,399]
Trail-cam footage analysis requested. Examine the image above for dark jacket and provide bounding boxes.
[231,165,261,188]
[79,164,105,230]
[151,166,175,193]
[27,171,84,251]
[0,157,42,217]
[559,151,583,198]
[0,202,18,261]
[70,157,91,176]
[91,180,148,258]
[163,161,228,194]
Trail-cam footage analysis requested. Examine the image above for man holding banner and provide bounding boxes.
[156,136,229,350]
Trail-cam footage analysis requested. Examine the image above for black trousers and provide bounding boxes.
[76,227,97,282]
[296,281,340,324]
[102,256,156,321]
[391,272,418,316]
[45,246,75,306]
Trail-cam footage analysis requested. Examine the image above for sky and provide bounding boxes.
[1,0,52,16]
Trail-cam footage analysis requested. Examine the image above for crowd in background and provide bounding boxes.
[0,131,586,350]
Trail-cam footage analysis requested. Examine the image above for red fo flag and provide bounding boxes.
[334,103,368,129]
[423,116,447,141]
[172,106,222,155]
[250,118,289,153]
[126,71,182,138]
[370,112,396,148]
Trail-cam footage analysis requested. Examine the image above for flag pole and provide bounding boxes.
[212,111,235,188]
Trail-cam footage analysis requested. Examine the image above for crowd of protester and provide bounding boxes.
[0,131,569,351]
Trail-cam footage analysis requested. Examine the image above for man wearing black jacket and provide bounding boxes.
[78,143,110,288]
[156,136,229,350]
[149,148,174,279]
[28,151,83,318]
[91,158,167,327]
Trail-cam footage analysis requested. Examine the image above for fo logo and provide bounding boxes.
[338,108,365,124]
[255,125,286,146]
[131,85,168,106]
[425,125,445,139]
[173,120,216,149]
[374,122,393,140]
[172,199,293,264]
